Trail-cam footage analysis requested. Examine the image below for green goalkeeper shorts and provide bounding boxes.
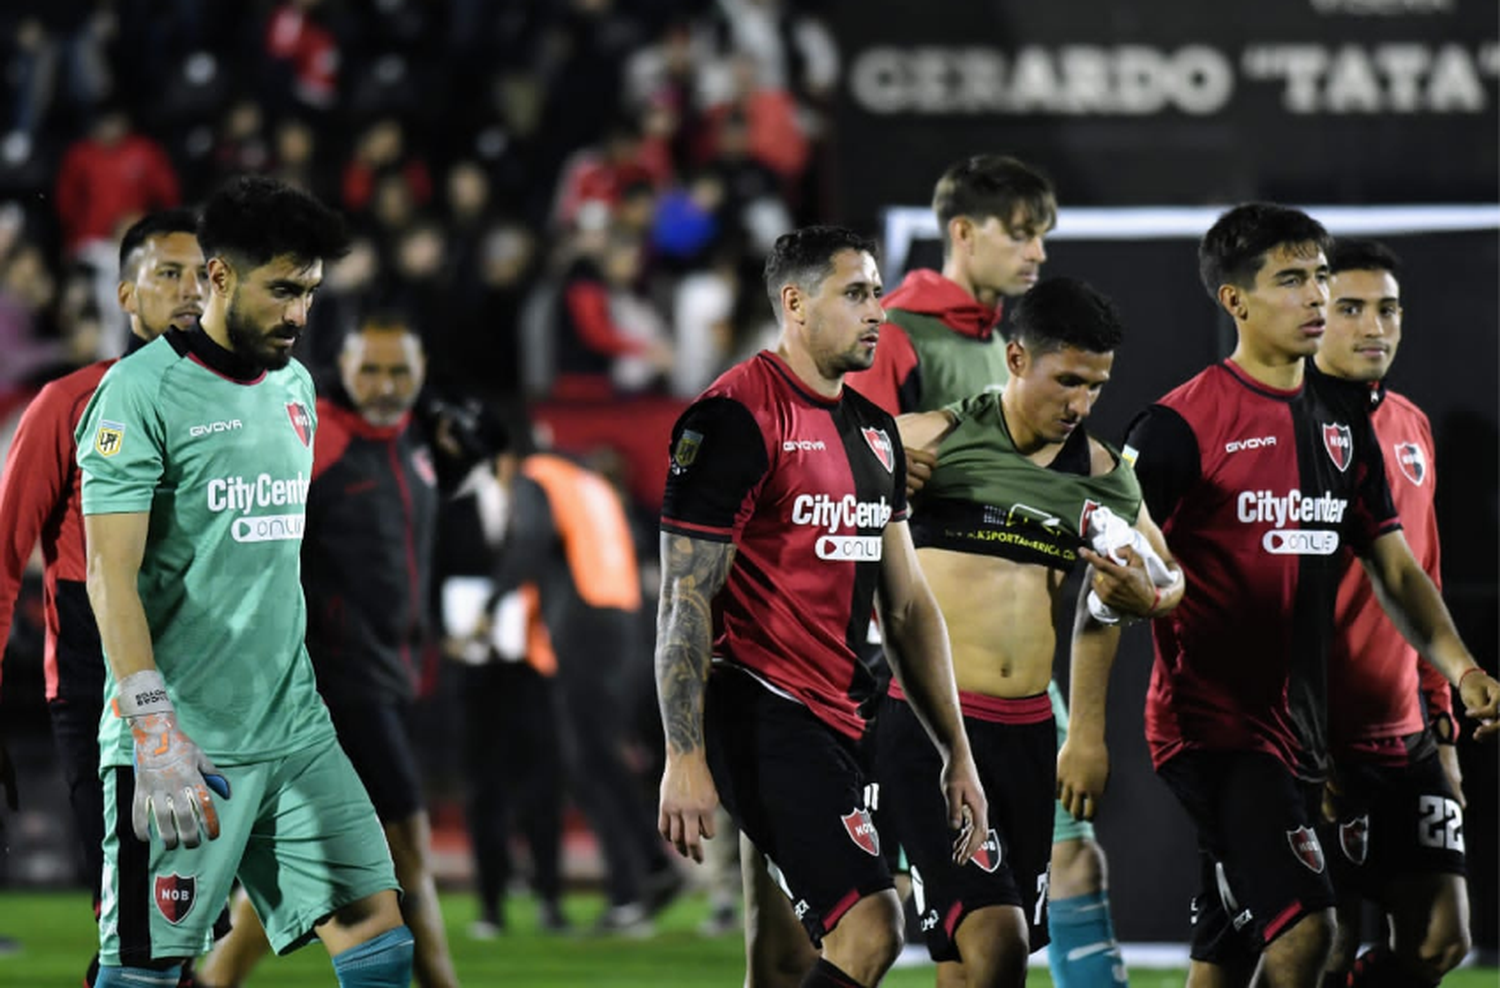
[99,734,398,965]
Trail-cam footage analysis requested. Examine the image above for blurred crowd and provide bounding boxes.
[0,0,841,406]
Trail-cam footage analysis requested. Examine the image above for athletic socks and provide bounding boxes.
[1048,891,1129,988]
[331,925,415,988]
[800,957,865,987]
[94,966,183,988]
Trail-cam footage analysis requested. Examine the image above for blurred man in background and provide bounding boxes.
[198,314,457,987]
[0,208,204,988]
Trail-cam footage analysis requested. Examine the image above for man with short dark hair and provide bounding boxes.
[1120,204,1498,988]
[657,225,987,988]
[891,277,1180,988]
[77,176,412,988]
[0,207,203,988]
[1312,240,1473,988]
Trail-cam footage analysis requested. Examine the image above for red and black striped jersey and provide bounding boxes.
[1330,384,1451,757]
[0,361,113,701]
[1124,359,1400,780]
[662,351,908,739]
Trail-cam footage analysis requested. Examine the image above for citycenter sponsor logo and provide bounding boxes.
[793,493,892,561]
[206,473,312,543]
[1238,489,1348,555]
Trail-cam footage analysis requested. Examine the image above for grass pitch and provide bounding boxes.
[0,889,1495,987]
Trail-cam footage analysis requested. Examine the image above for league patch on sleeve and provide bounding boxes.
[1120,444,1139,467]
[94,420,126,458]
[671,429,703,475]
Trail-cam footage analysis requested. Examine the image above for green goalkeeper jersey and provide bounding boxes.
[76,329,336,768]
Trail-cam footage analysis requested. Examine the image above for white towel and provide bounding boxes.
[1085,506,1177,625]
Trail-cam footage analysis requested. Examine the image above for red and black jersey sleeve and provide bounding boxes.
[1124,404,1200,525]
[1345,412,1399,556]
[661,397,771,543]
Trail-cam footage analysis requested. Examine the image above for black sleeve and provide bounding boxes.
[661,397,770,542]
[888,415,910,520]
[1123,404,1200,525]
[1349,412,1400,555]
[491,476,556,596]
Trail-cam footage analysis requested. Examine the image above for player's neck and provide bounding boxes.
[940,261,999,310]
[774,341,842,399]
[1229,339,1305,391]
[200,305,235,354]
[999,390,1054,459]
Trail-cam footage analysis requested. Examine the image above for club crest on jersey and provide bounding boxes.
[841,807,880,857]
[1339,814,1369,866]
[1393,442,1427,486]
[970,829,1003,873]
[671,429,703,475]
[94,419,125,458]
[286,402,313,447]
[1286,826,1325,873]
[1322,422,1352,473]
[862,427,894,474]
[154,872,197,924]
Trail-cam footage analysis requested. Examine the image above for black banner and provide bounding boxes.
[828,0,1499,223]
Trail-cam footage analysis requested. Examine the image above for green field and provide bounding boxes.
[0,890,1495,987]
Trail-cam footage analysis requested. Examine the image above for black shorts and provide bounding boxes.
[705,665,893,947]
[874,689,1055,962]
[324,697,423,823]
[1321,741,1466,900]
[1157,750,1336,966]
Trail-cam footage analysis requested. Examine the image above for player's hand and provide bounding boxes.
[941,748,987,865]
[905,446,937,499]
[1457,667,1500,740]
[116,670,230,850]
[659,752,718,863]
[1079,546,1156,618]
[1437,743,1465,809]
[0,736,19,828]
[1057,735,1108,821]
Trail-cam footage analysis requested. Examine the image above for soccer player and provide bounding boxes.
[0,208,204,988]
[1312,240,1473,988]
[885,276,1180,988]
[1120,204,1499,988]
[76,175,413,988]
[847,154,1132,988]
[196,315,457,987]
[656,225,987,988]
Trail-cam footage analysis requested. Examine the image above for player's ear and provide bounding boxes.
[117,279,136,315]
[948,215,973,255]
[1006,338,1026,376]
[1217,283,1247,321]
[781,281,804,325]
[207,256,235,299]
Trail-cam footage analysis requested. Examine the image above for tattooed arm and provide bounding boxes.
[655,532,737,862]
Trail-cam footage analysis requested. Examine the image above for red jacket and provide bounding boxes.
[55,136,180,252]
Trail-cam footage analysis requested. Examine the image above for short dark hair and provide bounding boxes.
[1328,238,1401,277]
[1010,277,1123,355]
[763,225,878,320]
[1198,203,1332,300]
[198,175,348,272]
[118,208,200,279]
[933,154,1056,254]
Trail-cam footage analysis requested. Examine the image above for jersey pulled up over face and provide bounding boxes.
[662,351,908,739]
[1124,360,1399,780]
[76,329,336,768]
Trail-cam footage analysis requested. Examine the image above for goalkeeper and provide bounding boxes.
[76,176,410,988]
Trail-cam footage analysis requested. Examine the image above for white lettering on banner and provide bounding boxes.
[1236,490,1349,527]
[850,45,1235,115]
[1242,43,1495,113]
[791,494,893,533]
[848,42,1497,116]
[206,473,312,515]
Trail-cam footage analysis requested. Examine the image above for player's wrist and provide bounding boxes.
[113,669,174,719]
[1457,666,1486,692]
